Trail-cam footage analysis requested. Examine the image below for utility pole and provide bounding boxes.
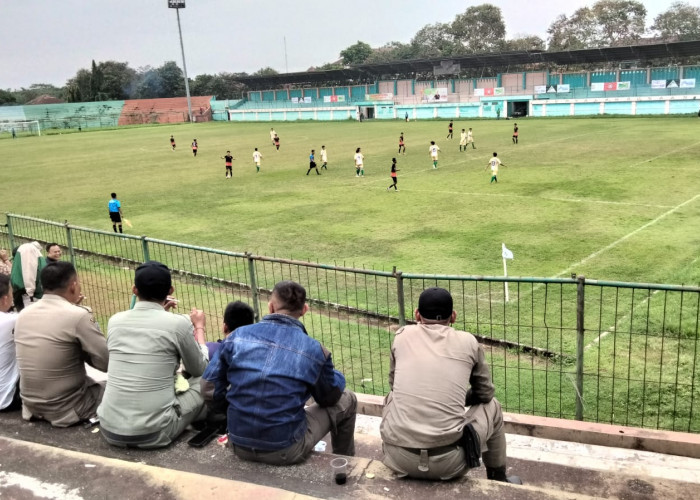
[168,1,193,123]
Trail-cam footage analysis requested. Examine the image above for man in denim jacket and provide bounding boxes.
[202,280,356,465]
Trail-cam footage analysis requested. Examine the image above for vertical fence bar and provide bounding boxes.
[64,222,76,267]
[247,253,260,322]
[141,236,150,262]
[576,275,586,421]
[5,215,15,251]
[395,268,406,327]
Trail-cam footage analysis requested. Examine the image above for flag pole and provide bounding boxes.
[502,243,510,302]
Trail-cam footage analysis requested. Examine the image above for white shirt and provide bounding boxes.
[321,149,327,162]
[253,151,262,163]
[429,145,440,158]
[0,311,19,409]
[354,153,364,166]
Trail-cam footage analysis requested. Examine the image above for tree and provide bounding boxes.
[339,41,373,65]
[252,67,279,76]
[65,69,92,102]
[592,0,646,46]
[365,41,416,64]
[0,89,17,105]
[98,61,136,100]
[450,3,506,53]
[503,35,546,52]
[157,61,186,97]
[90,60,103,101]
[652,2,700,41]
[547,8,599,51]
[411,23,456,58]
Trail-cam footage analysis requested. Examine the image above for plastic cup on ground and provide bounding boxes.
[331,457,348,485]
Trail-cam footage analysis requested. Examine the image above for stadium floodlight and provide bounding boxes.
[167,0,193,123]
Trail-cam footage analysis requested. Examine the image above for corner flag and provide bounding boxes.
[502,244,514,260]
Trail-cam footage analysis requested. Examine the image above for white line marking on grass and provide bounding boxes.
[553,193,700,279]
[626,141,700,168]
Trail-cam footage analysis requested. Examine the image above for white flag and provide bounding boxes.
[502,243,514,260]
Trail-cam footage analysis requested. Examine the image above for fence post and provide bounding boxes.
[5,215,15,251]
[246,253,260,322]
[64,221,76,267]
[141,236,150,262]
[575,275,586,421]
[395,267,406,327]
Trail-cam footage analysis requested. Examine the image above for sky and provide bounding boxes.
[1,0,674,91]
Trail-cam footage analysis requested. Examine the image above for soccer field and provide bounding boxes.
[2,116,700,285]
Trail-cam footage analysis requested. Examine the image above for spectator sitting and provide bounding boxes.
[0,274,21,412]
[0,249,11,276]
[205,300,255,360]
[10,241,46,311]
[45,243,62,264]
[98,261,209,448]
[380,287,522,484]
[14,262,108,427]
[202,280,357,465]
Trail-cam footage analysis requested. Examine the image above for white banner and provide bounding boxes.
[474,88,485,96]
[557,84,570,93]
[651,80,667,89]
[424,87,449,102]
[680,78,696,88]
[534,85,547,94]
[590,82,605,91]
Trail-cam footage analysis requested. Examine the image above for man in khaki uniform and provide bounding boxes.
[14,262,108,427]
[380,287,521,484]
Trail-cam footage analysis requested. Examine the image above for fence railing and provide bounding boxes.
[2,213,698,433]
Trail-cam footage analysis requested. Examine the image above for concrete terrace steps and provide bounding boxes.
[118,96,213,125]
[2,405,700,499]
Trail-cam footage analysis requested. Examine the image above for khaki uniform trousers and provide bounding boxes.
[233,390,357,465]
[383,398,507,480]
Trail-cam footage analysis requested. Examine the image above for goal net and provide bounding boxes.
[0,120,41,137]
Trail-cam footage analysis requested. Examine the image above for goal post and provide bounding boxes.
[0,120,41,137]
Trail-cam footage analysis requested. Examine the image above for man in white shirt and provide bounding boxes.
[0,274,20,412]
[429,141,440,169]
[253,148,263,173]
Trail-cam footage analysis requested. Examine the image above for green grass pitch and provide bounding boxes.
[2,116,700,285]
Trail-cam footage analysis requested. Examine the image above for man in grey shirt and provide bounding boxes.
[98,261,208,448]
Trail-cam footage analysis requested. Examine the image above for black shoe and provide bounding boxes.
[486,467,522,485]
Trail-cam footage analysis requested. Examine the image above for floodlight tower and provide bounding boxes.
[168,0,193,122]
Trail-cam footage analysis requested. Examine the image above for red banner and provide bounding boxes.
[604,82,617,91]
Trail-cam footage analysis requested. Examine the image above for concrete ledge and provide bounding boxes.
[356,393,700,459]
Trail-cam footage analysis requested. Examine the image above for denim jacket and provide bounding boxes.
[202,313,345,451]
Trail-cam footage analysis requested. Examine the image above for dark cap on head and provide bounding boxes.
[418,287,453,321]
[135,261,172,301]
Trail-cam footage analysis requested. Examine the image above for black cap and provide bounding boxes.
[418,287,453,321]
[135,261,171,293]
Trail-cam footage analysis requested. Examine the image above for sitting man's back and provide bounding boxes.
[202,280,357,465]
[14,262,108,427]
[98,261,209,448]
[380,287,521,484]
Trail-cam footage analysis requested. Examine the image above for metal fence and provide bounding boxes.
[2,213,698,433]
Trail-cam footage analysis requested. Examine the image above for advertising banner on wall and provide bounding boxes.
[651,80,667,89]
[534,85,547,94]
[680,79,696,88]
[323,95,346,103]
[365,93,394,101]
[423,87,449,101]
[591,82,605,91]
[557,84,570,93]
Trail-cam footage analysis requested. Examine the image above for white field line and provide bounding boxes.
[625,140,700,168]
[552,193,700,279]
[584,254,700,350]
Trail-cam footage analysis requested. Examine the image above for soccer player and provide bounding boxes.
[191,139,198,157]
[320,145,328,170]
[170,135,176,151]
[387,158,400,191]
[270,128,276,145]
[459,129,468,152]
[467,128,476,149]
[222,151,234,178]
[405,112,409,122]
[429,141,440,169]
[253,148,263,173]
[108,193,124,233]
[446,120,454,139]
[306,149,320,175]
[486,152,506,183]
[398,133,405,155]
[274,134,280,151]
[354,148,364,177]
[512,123,519,144]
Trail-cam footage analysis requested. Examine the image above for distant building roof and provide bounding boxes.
[26,95,65,105]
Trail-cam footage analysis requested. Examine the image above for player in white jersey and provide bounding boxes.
[459,129,467,152]
[354,147,364,177]
[428,141,440,169]
[486,152,506,183]
[466,128,476,149]
[320,146,328,170]
[253,148,263,173]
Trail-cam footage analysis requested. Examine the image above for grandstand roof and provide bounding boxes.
[237,40,700,89]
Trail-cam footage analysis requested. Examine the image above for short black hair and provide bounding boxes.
[46,242,59,252]
[41,262,77,292]
[111,192,117,198]
[223,301,255,332]
[0,274,10,299]
[134,261,172,302]
[272,281,306,314]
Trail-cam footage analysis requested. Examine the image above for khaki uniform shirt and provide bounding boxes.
[14,294,108,424]
[380,323,494,449]
[98,301,208,436]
